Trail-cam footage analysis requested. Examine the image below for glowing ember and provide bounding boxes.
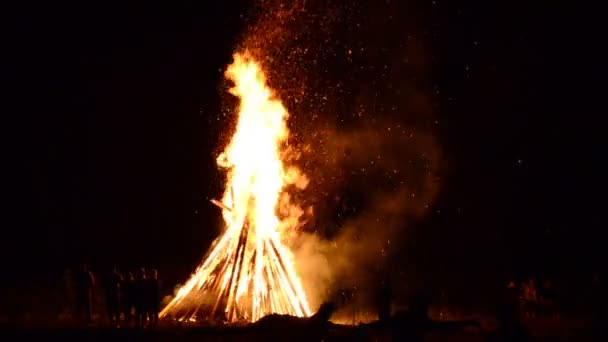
[160,53,311,323]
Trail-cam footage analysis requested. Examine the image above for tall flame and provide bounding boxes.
[160,53,311,322]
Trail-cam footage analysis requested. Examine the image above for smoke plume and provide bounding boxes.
[235,0,441,311]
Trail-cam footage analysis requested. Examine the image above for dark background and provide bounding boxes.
[3,0,603,314]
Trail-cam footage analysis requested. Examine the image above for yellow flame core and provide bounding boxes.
[160,53,311,322]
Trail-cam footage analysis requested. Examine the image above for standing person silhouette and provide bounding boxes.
[487,303,530,342]
[122,272,135,326]
[75,262,95,325]
[147,269,160,327]
[377,279,392,322]
[134,268,147,328]
[106,265,123,327]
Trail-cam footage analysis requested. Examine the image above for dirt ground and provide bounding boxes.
[0,315,605,342]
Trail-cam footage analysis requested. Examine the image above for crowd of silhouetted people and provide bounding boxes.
[367,274,606,341]
[503,278,560,320]
[72,263,160,328]
[61,263,606,340]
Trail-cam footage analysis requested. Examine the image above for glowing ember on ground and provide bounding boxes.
[160,53,311,323]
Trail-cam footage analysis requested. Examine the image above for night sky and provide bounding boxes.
[4,0,604,306]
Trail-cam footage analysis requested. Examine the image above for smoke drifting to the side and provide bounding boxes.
[233,0,441,310]
[292,124,441,310]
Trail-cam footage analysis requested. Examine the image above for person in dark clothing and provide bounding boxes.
[486,303,531,342]
[147,269,161,327]
[75,262,95,324]
[539,279,559,319]
[502,280,520,320]
[134,268,147,327]
[377,280,392,322]
[106,265,124,327]
[505,280,518,300]
[122,271,135,326]
[60,268,76,321]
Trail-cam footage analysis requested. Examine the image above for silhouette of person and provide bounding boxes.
[518,281,527,317]
[147,268,160,327]
[506,280,517,298]
[60,268,76,321]
[134,268,147,327]
[539,279,559,319]
[122,271,135,326]
[75,262,95,324]
[106,265,124,326]
[377,279,392,322]
[486,303,530,342]
[523,279,537,318]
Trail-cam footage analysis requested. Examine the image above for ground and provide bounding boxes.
[0,315,605,342]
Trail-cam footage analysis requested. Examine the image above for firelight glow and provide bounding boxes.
[160,52,311,322]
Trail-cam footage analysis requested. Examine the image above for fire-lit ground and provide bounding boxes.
[0,315,604,342]
[2,303,605,342]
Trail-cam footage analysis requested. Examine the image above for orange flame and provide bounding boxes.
[160,53,311,322]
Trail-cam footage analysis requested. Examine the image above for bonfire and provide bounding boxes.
[160,53,311,323]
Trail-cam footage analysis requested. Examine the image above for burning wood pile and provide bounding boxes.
[160,53,311,323]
